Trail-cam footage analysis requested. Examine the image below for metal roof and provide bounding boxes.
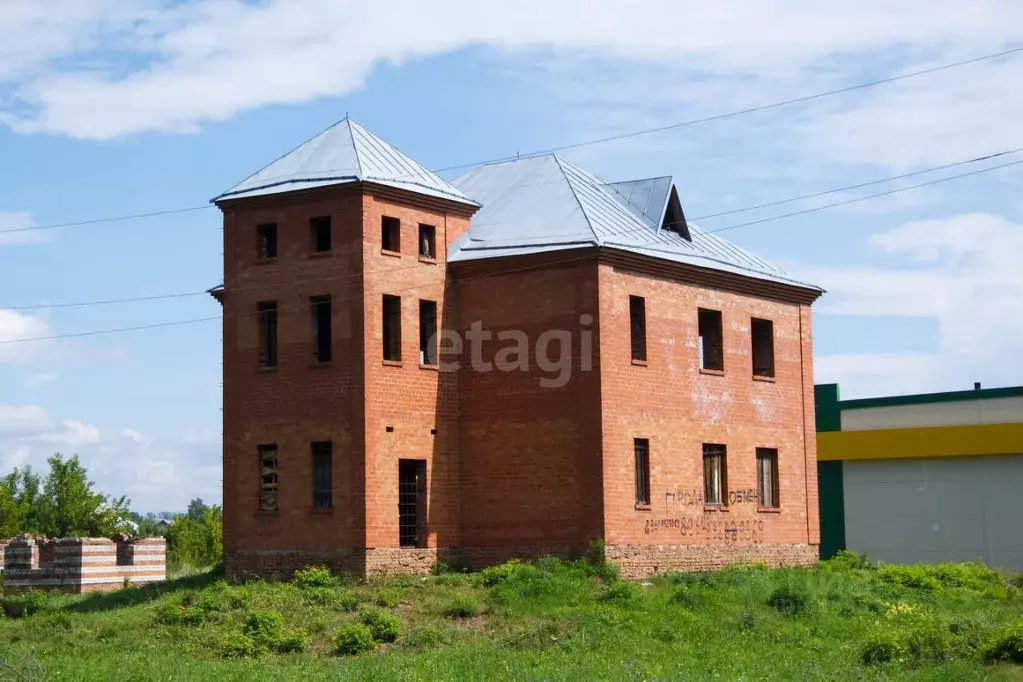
[605,176,674,227]
[213,118,477,206]
[450,155,822,291]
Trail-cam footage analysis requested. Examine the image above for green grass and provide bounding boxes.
[1,554,1023,680]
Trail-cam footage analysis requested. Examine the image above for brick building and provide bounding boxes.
[212,119,823,579]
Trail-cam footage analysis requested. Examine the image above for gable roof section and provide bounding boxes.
[605,176,674,228]
[213,118,477,206]
[450,155,821,292]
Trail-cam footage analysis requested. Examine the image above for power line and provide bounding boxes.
[6,45,1022,235]
[3,251,490,311]
[3,206,211,235]
[5,291,209,311]
[703,157,1023,235]
[688,147,1023,221]
[435,45,1023,171]
[6,144,1022,312]
[5,153,1018,345]
[0,253,598,345]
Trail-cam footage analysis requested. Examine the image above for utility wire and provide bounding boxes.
[5,151,1018,344]
[3,206,212,234]
[6,44,1022,236]
[435,45,1023,172]
[0,253,598,345]
[703,157,1023,235]
[689,147,1023,221]
[5,145,1022,312]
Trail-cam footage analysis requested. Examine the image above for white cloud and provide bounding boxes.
[0,405,219,511]
[0,404,53,430]
[0,309,52,363]
[120,428,145,443]
[805,212,1023,398]
[38,418,102,446]
[0,212,52,246]
[2,1,1023,140]
[2,447,30,470]
[804,57,1023,170]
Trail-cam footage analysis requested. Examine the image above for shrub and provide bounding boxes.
[220,632,261,658]
[374,588,401,608]
[653,620,676,643]
[225,586,253,609]
[154,600,209,626]
[581,559,621,584]
[1008,573,1023,589]
[360,608,401,643]
[276,630,310,653]
[302,586,358,611]
[334,623,376,655]
[479,560,524,587]
[875,565,942,593]
[820,550,871,572]
[192,592,227,616]
[599,581,640,604]
[903,619,962,662]
[986,622,1023,664]
[767,585,809,615]
[442,595,481,619]
[872,562,1001,594]
[929,561,1003,591]
[861,631,905,666]
[243,610,284,644]
[293,565,340,590]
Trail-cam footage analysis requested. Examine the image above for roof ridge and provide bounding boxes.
[552,155,601,245]
[605,174,673,186]
[344,118,366,177]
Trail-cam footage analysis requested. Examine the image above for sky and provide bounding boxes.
[1,1,1021,513]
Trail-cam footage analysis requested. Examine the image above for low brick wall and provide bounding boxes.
[605,543,819,579]
[2,535,167,594]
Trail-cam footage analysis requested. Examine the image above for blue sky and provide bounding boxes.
[1,1,1021,512]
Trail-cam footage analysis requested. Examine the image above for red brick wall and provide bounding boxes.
[221,188,367,557]
[219,184,819,578]
[360,191,470,550]
[455,259,604,549]
[596,262,818,561]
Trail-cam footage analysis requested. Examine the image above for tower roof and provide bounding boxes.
[213,118,477,206]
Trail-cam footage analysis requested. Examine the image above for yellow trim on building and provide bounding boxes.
[818,422,1023,462]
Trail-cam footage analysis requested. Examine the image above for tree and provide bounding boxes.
[168,504,222,569]
[186,498,210,522]
[2,466,41,535]
[0,479,24,537]
[128,511,167,538]
[34,454,130,537]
